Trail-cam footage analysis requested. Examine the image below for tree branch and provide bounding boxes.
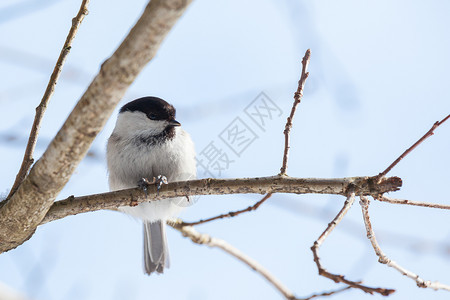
[171,222,298,300]
[174,222,354,300]
[0,1,447,296]
[311,192,395,296]
[375,195,450,210]
[359,196,450,292]
[298,286,352,300]
[40,176,402,226]
[181,193,273,226]
[183,49,312,226]
[0,0,193,253]
[6,0,90,200]
[376,114,450,180]
[280,49,311,175]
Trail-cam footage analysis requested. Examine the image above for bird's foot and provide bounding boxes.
[138,177,152,199]
[155,175,168,195]
[137,175,168,198]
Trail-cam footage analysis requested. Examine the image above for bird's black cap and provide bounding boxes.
[120,97,176,122]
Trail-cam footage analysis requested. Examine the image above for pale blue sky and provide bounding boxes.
[0,1,449,300]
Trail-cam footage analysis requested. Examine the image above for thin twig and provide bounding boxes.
[177,221,353,300]
[6,0,90,200]
[376,195,450,210]
[280,49,311,175]
[171,222,298,300]
[376,114,450,181]
[359,196,450,291]
[298,286,352,300]
[182,193,273,226]
[278,194,450,258]
[183,50,310,226]
[310,192,395,296]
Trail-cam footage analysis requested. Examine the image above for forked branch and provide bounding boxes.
[311,192,395,296]
[0,0,193,254]
[360,196,450,292]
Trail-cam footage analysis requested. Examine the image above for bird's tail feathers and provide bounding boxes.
[143,220,170,274]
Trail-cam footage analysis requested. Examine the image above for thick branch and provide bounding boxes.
[360,196,450,292]
[41,176,402,225]
[280,49,311,175]
[7,0,90,200]
[0,0,192,253]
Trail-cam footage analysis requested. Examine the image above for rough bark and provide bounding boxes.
[0,0,192,253]
[41,176,402,225]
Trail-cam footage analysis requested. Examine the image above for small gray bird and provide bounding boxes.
[106,97,196,275]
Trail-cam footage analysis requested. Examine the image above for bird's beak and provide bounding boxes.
[169,119,181,127]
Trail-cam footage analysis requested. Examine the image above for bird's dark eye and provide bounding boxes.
[148,113,157,120]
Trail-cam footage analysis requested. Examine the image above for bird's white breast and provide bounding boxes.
[106,112,196,221]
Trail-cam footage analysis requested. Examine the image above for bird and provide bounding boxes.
[106,96,196,275]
